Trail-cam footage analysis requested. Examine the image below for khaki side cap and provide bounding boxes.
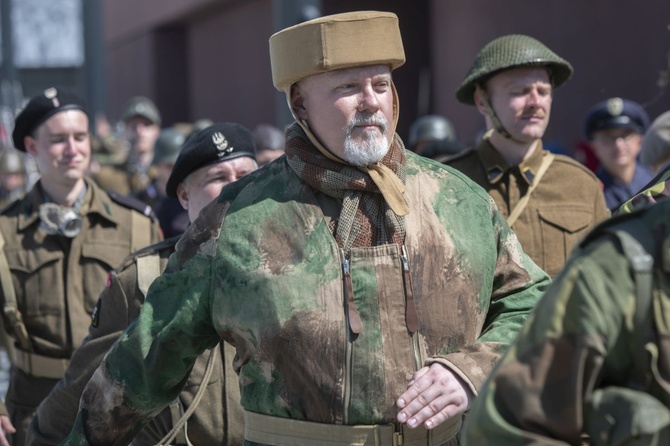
[269,11,406,91]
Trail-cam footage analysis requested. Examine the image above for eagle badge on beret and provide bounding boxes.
[213,132,233,155]
[606,97,624,117]
[44,87,60,107]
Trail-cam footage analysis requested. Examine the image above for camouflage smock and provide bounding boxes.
[64,150,550,446]
[462,199,670,445]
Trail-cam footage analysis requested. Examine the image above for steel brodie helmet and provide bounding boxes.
[456,34,574,105]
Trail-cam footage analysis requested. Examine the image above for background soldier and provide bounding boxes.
[463,196,670,445]
[0,88,162,444]
[640,110,670,174]
[585,97,653,212]
[28,123,257,446]
[93,96,162,197]
[447,34,609,277]
[141,126,189,238]
[0,149,27,207]
[251,123,285,167]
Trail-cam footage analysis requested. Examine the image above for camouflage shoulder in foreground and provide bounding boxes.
[463,198,670,445]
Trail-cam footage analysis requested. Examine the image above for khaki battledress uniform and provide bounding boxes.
[27,236,243,446]
[446,138,610,277]
[0,178,161,445]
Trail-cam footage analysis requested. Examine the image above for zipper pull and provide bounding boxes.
[400,245,409,271]
[400,245,419,334]
[341,249,362,334]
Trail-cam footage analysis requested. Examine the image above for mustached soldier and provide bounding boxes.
[28,123,257,446]
[447,35,609,278]
[0,88,162,445]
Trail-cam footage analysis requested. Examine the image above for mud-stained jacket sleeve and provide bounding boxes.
[61,207,225,446]
[427,203,552,395]
[462,237,633,445]
[27,267,139,445]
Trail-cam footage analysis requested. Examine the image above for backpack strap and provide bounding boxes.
[136,253,162,298]
[605,220,656,390]
[507,153,555,227]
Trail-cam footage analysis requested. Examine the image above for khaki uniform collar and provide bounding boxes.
[476,138,545,185]
[18,178,120,232]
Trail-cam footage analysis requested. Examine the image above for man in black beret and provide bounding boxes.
[167,122,257,220]
[585,97,653,211]
[27,122,257,446]
[0,87,162,445]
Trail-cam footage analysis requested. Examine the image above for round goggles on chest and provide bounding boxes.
[39,203,83,238]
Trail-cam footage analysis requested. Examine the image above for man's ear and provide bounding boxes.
[24,136,38,157]
[473,87,486,115]
[291,84,308,121]
[474,86,493,119]
[176,183,189,211]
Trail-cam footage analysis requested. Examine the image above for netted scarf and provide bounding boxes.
[285,123,407,251]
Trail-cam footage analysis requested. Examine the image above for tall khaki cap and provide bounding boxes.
[269,11,406,91]
[456,34,573,105]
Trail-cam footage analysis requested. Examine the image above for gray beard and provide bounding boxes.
[342,114,390,167]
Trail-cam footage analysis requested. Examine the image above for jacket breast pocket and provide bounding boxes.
[81,243,130,313]
[4,248,64,318]
[538,207,594,277]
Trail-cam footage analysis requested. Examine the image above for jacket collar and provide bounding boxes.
[17,178,120,232]
[475,138,545,185]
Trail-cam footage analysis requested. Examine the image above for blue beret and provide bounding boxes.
[12,87,88,151]
[166,122,256,198]
[584,97,649,140]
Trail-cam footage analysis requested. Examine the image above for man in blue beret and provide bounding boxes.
[585,97,654,211]
[0,87,162,445]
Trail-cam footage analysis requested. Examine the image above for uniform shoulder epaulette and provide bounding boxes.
[551,153,600,180]
[116,235,180,271]
[0,197,21,215]
[107,191,156,221]
[440,148,475,165]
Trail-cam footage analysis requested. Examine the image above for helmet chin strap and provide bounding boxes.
[475,85,527,145]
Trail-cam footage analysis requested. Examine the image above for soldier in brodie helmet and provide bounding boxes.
[27,123,257,446]
[446,34,609,278]
[0,87,162,445]
[63,12,549,446]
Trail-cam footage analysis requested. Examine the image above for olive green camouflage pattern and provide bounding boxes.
[63,147,550,445]
[27,236,243,445]
[462,198,670,445]
[618,163,670,215]
[456,34,573,105]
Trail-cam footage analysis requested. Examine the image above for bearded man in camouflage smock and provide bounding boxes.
[63,11,550,446]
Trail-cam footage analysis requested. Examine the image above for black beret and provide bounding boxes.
[166,122,256,198]
[12,87,88,151]
[584,97,649,140]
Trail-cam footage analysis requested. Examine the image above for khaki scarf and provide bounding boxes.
[285,123,407,252]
